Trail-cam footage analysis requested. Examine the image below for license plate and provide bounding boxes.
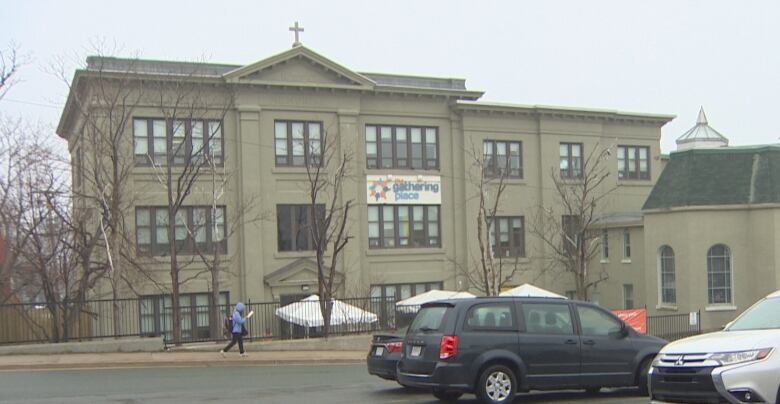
[410,346,422,357]
[374,346,384,356]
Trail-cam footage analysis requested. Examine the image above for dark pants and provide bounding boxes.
[223,333,244,354]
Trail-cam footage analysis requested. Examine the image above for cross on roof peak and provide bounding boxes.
[289,21,304,48]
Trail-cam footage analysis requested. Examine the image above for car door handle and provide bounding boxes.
[583,339,596,346]
[564,339,578,345]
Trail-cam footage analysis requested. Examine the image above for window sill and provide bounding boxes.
[494,256,530,264]
[272,167,326,175]
[621,259,632,264]
[499,178,526,185]
[274,250,320,259]
[655,304,678,311]
[617,180,652,187]
[363,168,441,175]
[705,305,737,312]
[366,248,445,257]
[600,259,610,264]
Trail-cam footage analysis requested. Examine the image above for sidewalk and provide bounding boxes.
[0,350,366,371]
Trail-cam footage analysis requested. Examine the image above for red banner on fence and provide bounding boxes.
[612,308,647,333]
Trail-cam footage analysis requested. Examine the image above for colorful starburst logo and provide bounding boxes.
[368,177,392,202]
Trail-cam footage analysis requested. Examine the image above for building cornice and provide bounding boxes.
[643,202,780,215]
[455,100,676,126]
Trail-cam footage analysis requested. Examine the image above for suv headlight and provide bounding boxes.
[710,348,772,366]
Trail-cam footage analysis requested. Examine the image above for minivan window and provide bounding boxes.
[522,303,574,335]
[577,305,622,336]
[466,304,515,329]
[727,297,780,331]
[409,306,448,333]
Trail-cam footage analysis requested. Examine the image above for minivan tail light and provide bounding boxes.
[439,335,459,360]
[386,341,403,353]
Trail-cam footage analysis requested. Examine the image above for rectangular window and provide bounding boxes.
[366,126,378,169]
[483,140,523,178]
[276,204,325,251]
[522,303,574,335]
[133,118,224,166]
[139,292,229,341]
[274,121,323,167]
[365,125,438,169]
[562,215,581,255]
[490,217,525,258]
[601,229,609,260]
[135,206,227,256]
[466,304,515,329]
[623,284,634,309]
[369,282,443,301]
[618,145,650,180]
[623,229,631,259]
[367,205,441,248]
[559,142,583,178]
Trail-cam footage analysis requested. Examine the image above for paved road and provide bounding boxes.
[0,364,649,404]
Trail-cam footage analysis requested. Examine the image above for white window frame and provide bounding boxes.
[623,284,634,309]
[706,244,736,310]
[621,228,631,263]
[657,245,677,308]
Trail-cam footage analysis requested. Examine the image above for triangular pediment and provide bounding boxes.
[263,257,343,287]
[224,46,375,90]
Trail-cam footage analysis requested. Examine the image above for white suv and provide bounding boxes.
[649,290,780,404]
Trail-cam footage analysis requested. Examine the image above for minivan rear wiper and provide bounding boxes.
[418,326,437,333]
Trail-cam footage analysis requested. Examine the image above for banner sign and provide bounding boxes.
[367,175,441,205]
[612,308,647,334]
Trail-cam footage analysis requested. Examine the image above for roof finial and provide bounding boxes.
[697,106,708,125]
[289,21,304,48]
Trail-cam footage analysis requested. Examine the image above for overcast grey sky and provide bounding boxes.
[1,0,778,152]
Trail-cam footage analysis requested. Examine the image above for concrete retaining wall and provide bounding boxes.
[177,333,373,352]
[0,333,373,355]
[0,337,164,355]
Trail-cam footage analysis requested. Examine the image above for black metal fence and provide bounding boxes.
[0,296,400,345]
[647,311,701,341]
[1,297,703,346]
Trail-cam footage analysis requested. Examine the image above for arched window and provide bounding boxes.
[659,246,676,304]
[707,244,732,305]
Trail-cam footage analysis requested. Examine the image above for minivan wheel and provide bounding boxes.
[477,365,516,404]
[432,390,462,402]
[636,357,652,396]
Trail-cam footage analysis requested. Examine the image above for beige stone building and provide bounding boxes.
[58,44,678,336]
[640,110,780,331]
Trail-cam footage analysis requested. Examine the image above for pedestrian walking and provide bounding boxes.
[221,302,253,357]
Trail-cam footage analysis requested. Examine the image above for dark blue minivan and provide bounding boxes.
[397,297,665,403]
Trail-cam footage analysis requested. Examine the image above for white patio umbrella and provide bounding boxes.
[275,295,378,328]
[395,290,476,313]
[499,283,567,299]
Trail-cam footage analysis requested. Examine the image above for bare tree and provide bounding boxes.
[0,42,21,101]
[0,118,49,304]
[530,144,615,300]
[145,76,235,345]
[50,50,149,337]
[303,128,354,337]
[185,157,263,339]
[0,121,107,341]
[456,141,526,296]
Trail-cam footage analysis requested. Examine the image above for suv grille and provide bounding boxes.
[651,358,727,404]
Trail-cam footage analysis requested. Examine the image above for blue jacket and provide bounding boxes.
[231,302,246,334]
